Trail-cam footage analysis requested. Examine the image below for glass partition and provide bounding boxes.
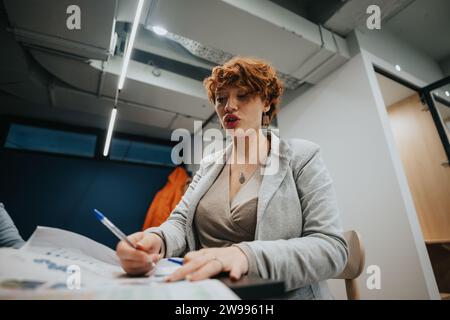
[423,77,450,164]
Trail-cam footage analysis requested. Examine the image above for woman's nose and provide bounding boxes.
[224,96,238,112]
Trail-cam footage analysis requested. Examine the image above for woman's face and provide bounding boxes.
[214,86,269,134]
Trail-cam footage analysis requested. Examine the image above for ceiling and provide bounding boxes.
[384,0,450,63]
[267,0,450,67]
[0,0,351,139]
[268,0,347,25]
[323,0,415,36]
[1,0,448,141]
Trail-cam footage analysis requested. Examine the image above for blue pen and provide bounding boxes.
[93,209,137,249]
[168,258,183,265]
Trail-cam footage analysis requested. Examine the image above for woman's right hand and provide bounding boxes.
[116,232,163,276]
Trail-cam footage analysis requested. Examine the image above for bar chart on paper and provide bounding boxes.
[0,227,239,300]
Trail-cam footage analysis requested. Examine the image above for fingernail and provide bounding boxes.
[147,256,156,267]
[185,274,192,281]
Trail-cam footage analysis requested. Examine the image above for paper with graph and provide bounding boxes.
[0,226,239,299]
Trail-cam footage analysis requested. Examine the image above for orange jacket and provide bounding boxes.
[142,166,189,229]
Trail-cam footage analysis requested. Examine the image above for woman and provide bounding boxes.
[116,57,348,299]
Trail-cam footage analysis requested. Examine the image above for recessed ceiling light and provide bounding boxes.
[395,65,401,71]
[152,26,168,36]
[445,91,450,97]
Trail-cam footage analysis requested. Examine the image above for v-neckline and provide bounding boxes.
[224,134,270,208]
[227,163,258,208]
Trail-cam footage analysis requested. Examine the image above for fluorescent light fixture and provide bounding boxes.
[103,107,117,157]
[445,91,450,97]
[152,25,168,36]
[117,0,145,91]
[395,64,401,71]
[109,18,118,55]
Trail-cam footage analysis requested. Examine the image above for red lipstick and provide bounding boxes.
[223,114,240,129]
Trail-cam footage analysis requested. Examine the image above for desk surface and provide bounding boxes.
[218,275,285,299]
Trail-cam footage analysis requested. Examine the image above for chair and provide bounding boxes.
[335,230,365,300]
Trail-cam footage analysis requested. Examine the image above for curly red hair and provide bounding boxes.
[203,56,284,124]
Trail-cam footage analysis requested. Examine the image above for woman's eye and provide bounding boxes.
[216,97,225,104]
[237,93,248,99]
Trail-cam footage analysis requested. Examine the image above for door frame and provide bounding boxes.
[374,66,450,164]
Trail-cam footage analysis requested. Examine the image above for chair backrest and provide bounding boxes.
[335,230,365,299]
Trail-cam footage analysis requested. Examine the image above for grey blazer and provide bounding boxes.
[0,203,25,249]
[147,132,348,299]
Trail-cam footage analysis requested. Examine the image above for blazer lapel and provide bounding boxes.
[255,132,292,238]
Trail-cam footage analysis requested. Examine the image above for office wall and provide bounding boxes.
[277,53,439,299]
[0,149,173,249]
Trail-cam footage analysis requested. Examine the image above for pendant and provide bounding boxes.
[239,172,246,184]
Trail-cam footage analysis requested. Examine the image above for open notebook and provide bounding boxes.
[0,226,239,300]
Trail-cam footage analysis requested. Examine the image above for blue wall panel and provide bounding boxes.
[0,150,173,249]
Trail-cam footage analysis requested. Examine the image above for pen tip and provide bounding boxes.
[93,209,104,220]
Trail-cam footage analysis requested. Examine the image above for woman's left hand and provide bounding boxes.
[165,246,249,282]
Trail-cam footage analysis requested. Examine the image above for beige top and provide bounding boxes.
[193,163,262,248]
